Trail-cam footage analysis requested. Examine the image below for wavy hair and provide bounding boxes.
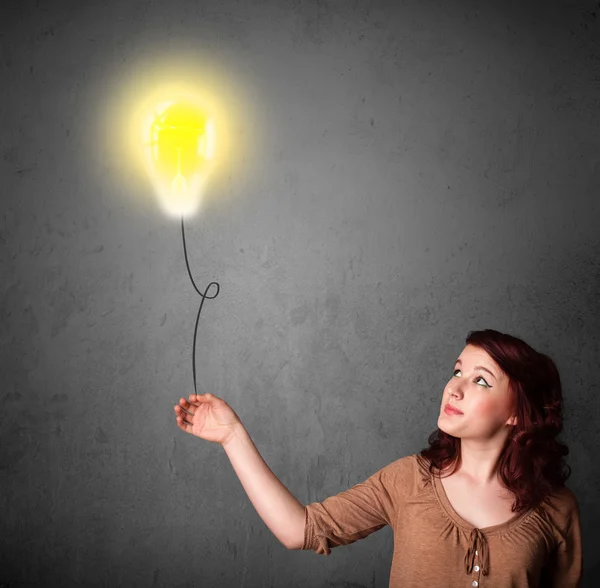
[420,328,571,514]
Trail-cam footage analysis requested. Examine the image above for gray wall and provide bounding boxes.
[1,0,599,586]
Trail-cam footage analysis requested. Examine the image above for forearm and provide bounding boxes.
[222,423,306,549]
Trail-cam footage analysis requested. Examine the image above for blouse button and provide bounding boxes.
[472,582,478,587]
[474,565,480,572]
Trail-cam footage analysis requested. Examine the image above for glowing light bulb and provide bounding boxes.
[140,95,217,217]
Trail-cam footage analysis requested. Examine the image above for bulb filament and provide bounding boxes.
[172,147,187,198]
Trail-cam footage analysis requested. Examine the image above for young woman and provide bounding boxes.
[174,328,582,587]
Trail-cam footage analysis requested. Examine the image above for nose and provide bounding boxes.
[448,386,463,399]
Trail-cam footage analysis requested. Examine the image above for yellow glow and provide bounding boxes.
[137,90,221,217]
[96,55,258,219]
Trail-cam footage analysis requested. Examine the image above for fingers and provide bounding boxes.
[174,394,213,434]
[189,393,215,403]
[174,405,192,427]
[175,413,192,433]
[181,393,213,409]
[176,396,197,415]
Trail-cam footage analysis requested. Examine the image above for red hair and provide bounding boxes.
[420,328,571,514]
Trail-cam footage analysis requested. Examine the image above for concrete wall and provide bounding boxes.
[1,0,598,585]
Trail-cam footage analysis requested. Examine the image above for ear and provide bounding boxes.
[506,415,517,426]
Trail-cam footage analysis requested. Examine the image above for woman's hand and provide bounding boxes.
[174,393,243,446]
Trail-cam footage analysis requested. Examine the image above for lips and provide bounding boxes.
[444,403,463,415]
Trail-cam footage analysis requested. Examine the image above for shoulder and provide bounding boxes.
[542,485,580,517]
[538,484,581,538]
[377,452,434,495]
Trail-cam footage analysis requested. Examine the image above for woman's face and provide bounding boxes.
[438,344,517,440]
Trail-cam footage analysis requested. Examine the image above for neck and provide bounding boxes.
[452,439,507,485]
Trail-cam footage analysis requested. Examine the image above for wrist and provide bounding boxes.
[222,422,248,449]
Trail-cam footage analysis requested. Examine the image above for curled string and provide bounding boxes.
[181,215,220,396]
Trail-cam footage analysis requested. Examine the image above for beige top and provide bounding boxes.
[302,453,582,587]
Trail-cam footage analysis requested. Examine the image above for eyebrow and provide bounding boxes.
[455,359,497,380]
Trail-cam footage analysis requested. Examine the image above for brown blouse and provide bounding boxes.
[302,453,582,587]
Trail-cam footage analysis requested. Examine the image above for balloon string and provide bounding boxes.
[180,215,220,396]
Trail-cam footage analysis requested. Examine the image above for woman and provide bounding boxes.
[174,328,582,587]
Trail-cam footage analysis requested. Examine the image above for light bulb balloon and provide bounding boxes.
[140,95,217,217]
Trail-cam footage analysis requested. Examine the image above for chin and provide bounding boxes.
[437,418,457,436]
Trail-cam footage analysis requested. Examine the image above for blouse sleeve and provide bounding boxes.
[301,459,402,555]
[542,488,583,588]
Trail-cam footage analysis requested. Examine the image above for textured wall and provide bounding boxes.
[1,0,599,586]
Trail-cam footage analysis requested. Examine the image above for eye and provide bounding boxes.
[452,369,490,388]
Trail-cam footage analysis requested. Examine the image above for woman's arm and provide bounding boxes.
[223,423,306,549]
[542,488,583,587]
